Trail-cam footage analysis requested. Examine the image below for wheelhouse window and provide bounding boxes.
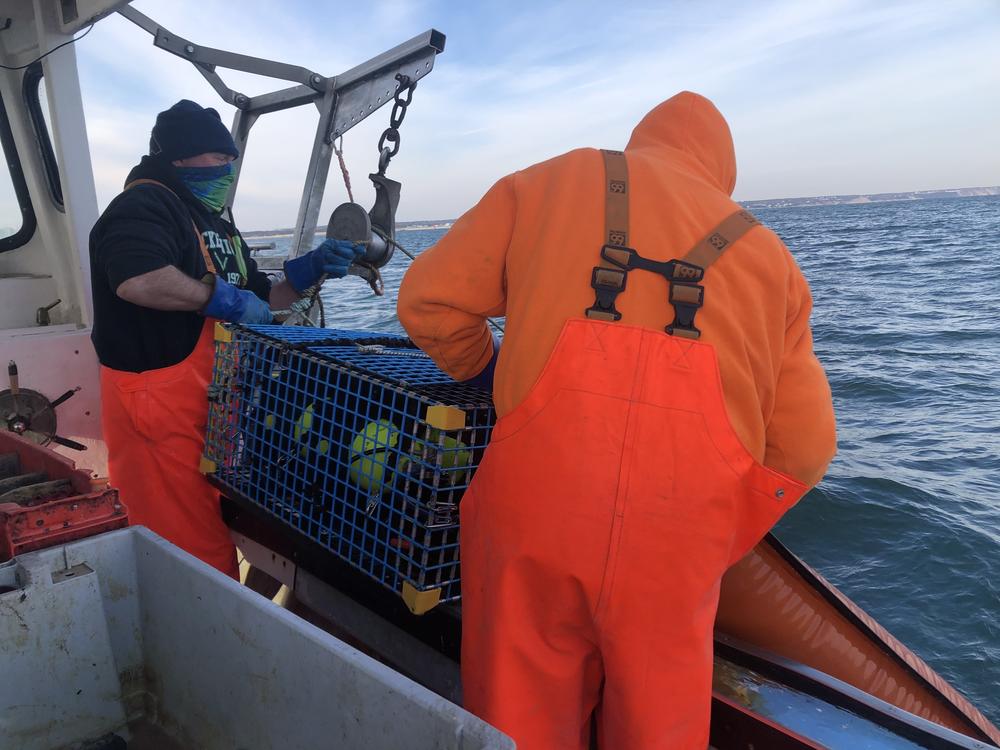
[0,89,37,252]
[23,63,62,209]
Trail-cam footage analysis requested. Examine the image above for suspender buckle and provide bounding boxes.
[670,260,704,283]
[665,282,704,340]
[591,148,759,334]
[600,244,635,270]
[585,266,627,321]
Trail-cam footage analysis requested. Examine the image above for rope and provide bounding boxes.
[355,344,427,358]
[372,226,416,261]
[272,274,326,325]
[334,136,354,203]
[276,136,371,327]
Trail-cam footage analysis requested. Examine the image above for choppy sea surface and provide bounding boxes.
[265,195,1000,722]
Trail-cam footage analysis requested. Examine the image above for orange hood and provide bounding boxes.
[626,91,737,196]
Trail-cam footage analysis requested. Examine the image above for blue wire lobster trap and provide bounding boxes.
[202,323,495,613]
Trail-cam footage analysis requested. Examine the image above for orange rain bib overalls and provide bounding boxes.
[99,180,238,578]
[459,152,809,749]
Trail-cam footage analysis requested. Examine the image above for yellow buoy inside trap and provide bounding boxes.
[348,421,474,492]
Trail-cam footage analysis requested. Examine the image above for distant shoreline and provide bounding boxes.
[241,186,999,236]
[741,186,999,210]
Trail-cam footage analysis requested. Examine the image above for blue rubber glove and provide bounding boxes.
[283,239,365,293]
[462,333,500,392]
[202,276,273,324]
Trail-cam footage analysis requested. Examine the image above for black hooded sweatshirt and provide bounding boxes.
[89,155,271,372]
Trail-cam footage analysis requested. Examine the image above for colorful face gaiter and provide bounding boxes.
[175,162,235,213]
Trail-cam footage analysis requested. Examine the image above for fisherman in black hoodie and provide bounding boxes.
[90,100,361,577]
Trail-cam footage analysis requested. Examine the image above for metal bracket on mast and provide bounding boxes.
[117,5,328,107]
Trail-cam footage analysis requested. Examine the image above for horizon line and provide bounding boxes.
[240,185,998,235]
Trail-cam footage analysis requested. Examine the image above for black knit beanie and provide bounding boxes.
[149,100,239,162]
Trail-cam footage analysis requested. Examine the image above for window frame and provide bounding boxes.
[22,62,63,210]
[0,89,37,253]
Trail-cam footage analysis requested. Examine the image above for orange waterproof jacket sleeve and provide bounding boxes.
[766,253,837,487]
[396,176,513,380]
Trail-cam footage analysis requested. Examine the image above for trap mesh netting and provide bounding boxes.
[203,324,495,609]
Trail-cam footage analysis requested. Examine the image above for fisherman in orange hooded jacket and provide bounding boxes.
[397,91,837,749]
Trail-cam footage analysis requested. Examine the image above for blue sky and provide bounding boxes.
[65,0,1000,228]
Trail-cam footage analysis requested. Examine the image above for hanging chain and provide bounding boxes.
[376,74,417,175]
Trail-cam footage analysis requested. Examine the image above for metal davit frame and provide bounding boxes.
[117,5,445,262]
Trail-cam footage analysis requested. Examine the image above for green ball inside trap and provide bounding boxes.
[349,419,400,492]
[348,422,475,492]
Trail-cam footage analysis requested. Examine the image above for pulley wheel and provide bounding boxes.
[327,202,371,244]
[327,202,390,269]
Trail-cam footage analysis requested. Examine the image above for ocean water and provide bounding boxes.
[266,195,1000,722]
